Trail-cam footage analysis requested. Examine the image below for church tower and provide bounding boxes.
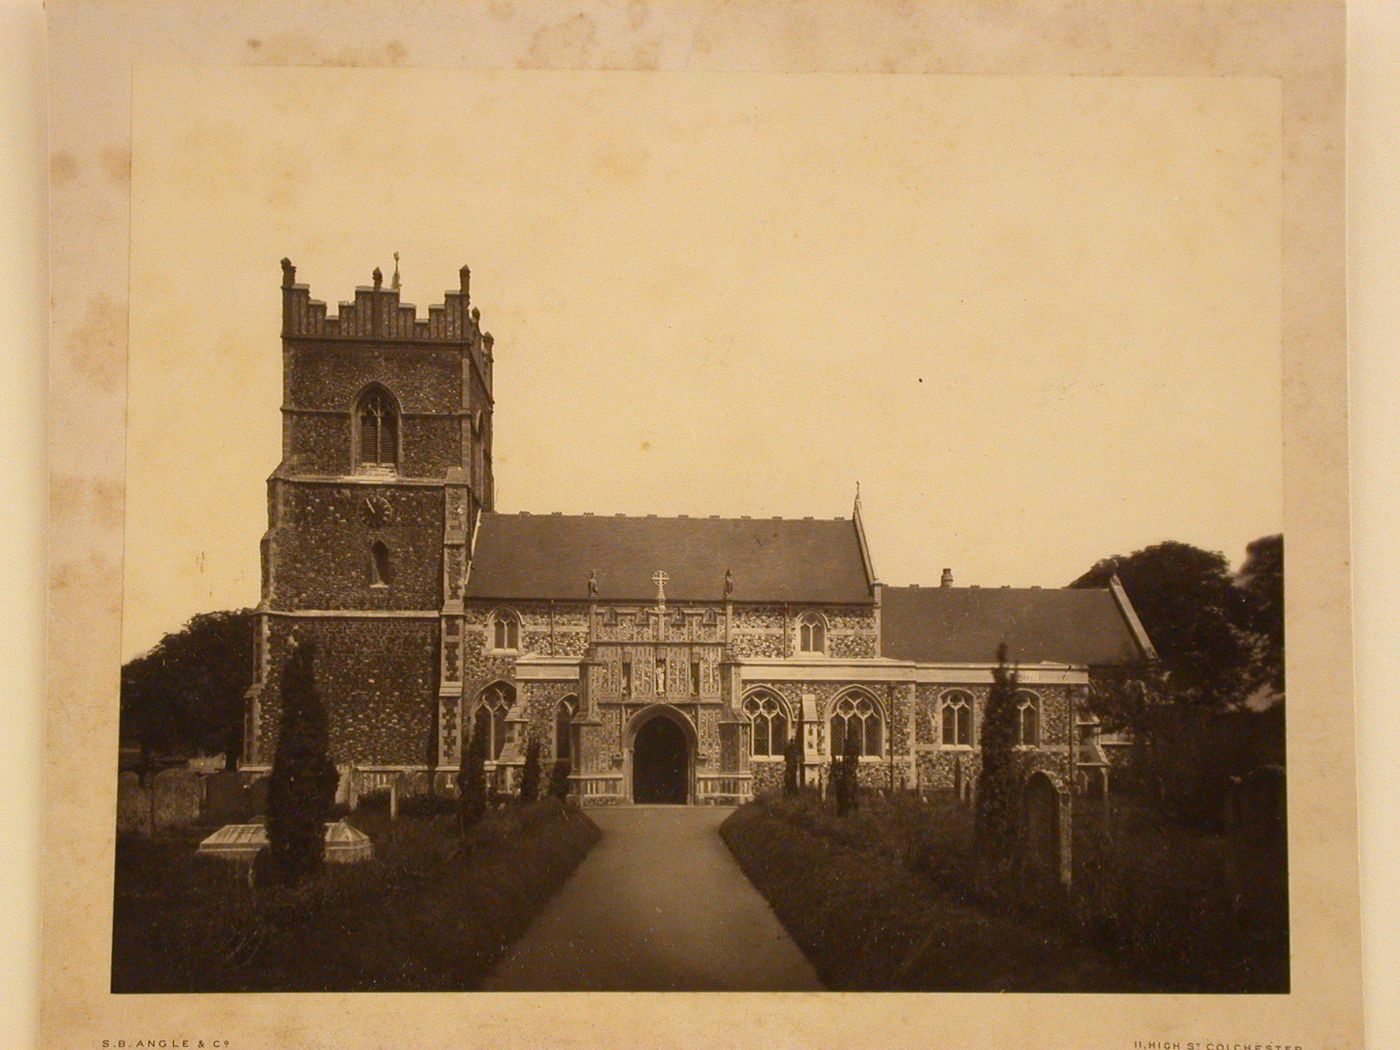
[242,259,494,780]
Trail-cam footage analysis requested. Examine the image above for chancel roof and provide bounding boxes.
[466,512,873,604]
[879,585,1153,667]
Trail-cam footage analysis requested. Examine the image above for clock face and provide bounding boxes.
[360,494,394,527]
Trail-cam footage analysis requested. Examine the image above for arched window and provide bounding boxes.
[490,608,521,651]
[369,541,391,587]
[798,613,827,654]
[743,690,791,758]
[1016,690,1041,747]
[473,682,514,760]
[830,690,883,757]
[356,386,399,470]
[555,694,578,761]
[939,689,973,747]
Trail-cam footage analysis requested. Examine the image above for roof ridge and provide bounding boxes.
[482,510,845,522]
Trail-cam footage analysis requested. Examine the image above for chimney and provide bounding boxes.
[940,568,954,588]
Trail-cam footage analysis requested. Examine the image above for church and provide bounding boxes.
[241,262,1156,806]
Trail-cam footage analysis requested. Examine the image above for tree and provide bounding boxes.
[457,724,488,834]
[1072,541,1253,710]
[782,734,802,796]
[265,638,338,886]
[975,643,1021,857]
[1237,534,1284,698]
[836,734,862,816]
[119,609,255,769]
[519,738,542,803]
[548,759,571,801]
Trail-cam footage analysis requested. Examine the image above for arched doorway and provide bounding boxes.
[632,715,690,804]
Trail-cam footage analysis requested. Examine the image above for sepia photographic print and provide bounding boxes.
[44,1,1362,1047]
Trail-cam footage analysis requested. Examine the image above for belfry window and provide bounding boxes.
[356,387,399,470]
[830,690,883,757]
[744,690,790,758]
[798,613,826,654]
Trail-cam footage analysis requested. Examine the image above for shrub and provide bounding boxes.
[399,793,458,818]
[354,788,391,812]
[548,759,571,801]
[265,639,338,886]
[837,735,861,815]
[519,739,542,803]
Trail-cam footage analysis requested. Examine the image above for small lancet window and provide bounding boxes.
[357,387,399,469]
[369,541,391,587]
[798,613,826,653]
[491,610,520,651]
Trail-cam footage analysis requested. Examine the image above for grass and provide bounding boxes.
[723,791,1288,992]
[110,798,600,992]
[721,794,1140,991]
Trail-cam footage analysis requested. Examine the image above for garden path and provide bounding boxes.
[483,805,823,991]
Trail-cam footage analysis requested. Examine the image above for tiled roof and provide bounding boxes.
[880,585,1151,667]
[466,513,873,604]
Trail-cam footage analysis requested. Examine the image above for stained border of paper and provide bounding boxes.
[43,2,1359,1048]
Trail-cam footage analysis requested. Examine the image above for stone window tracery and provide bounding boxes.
[355,386,399,470]
[939,689,973,747]
[473,681,514,761]
[743,690,790,758]
[555,694,578,762]
[1016,690,1042,747]
[369,541,391,587]
[798,612,827,654]
[830,690,883,757]
[489,608,521,651]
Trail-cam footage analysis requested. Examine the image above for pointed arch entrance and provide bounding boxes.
[625,705,696,805]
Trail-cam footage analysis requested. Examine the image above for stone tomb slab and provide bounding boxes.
[197,821,374,864]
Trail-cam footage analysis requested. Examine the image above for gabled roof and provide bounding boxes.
[466,513,873,604]
[880,585,1153,667]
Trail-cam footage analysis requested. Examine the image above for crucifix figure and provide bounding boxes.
[652,569,670,607]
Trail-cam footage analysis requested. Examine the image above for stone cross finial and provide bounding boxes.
[652,570,670,606]
[587,569,598,597]
[391,252,401,291]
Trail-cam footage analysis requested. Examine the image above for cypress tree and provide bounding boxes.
[976,642,1022,859]
[548,759,571,801]
[457,722,488,834]
[841,734,862,814]
[782,734,802,796]
[519,738,542,803]
[265,638,338,886]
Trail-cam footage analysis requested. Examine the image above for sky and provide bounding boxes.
[123,66,1282,659]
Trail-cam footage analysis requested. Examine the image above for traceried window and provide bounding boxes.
[798,613,827,654]
[369,541,391,587]
[1016,690,1041,747]
[473,682,514,761]
[939,689,973,747]
[490,609,520,651]
[743,690,790,758]
[356,386,399,470]
[555,694,578,762]
[830,690,883,757]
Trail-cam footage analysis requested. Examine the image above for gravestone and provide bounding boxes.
[153,767,201,829]
[245,776,270,819]
[116,771,151,836]
[203,770,247,825]
[1023,771,1071,890]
